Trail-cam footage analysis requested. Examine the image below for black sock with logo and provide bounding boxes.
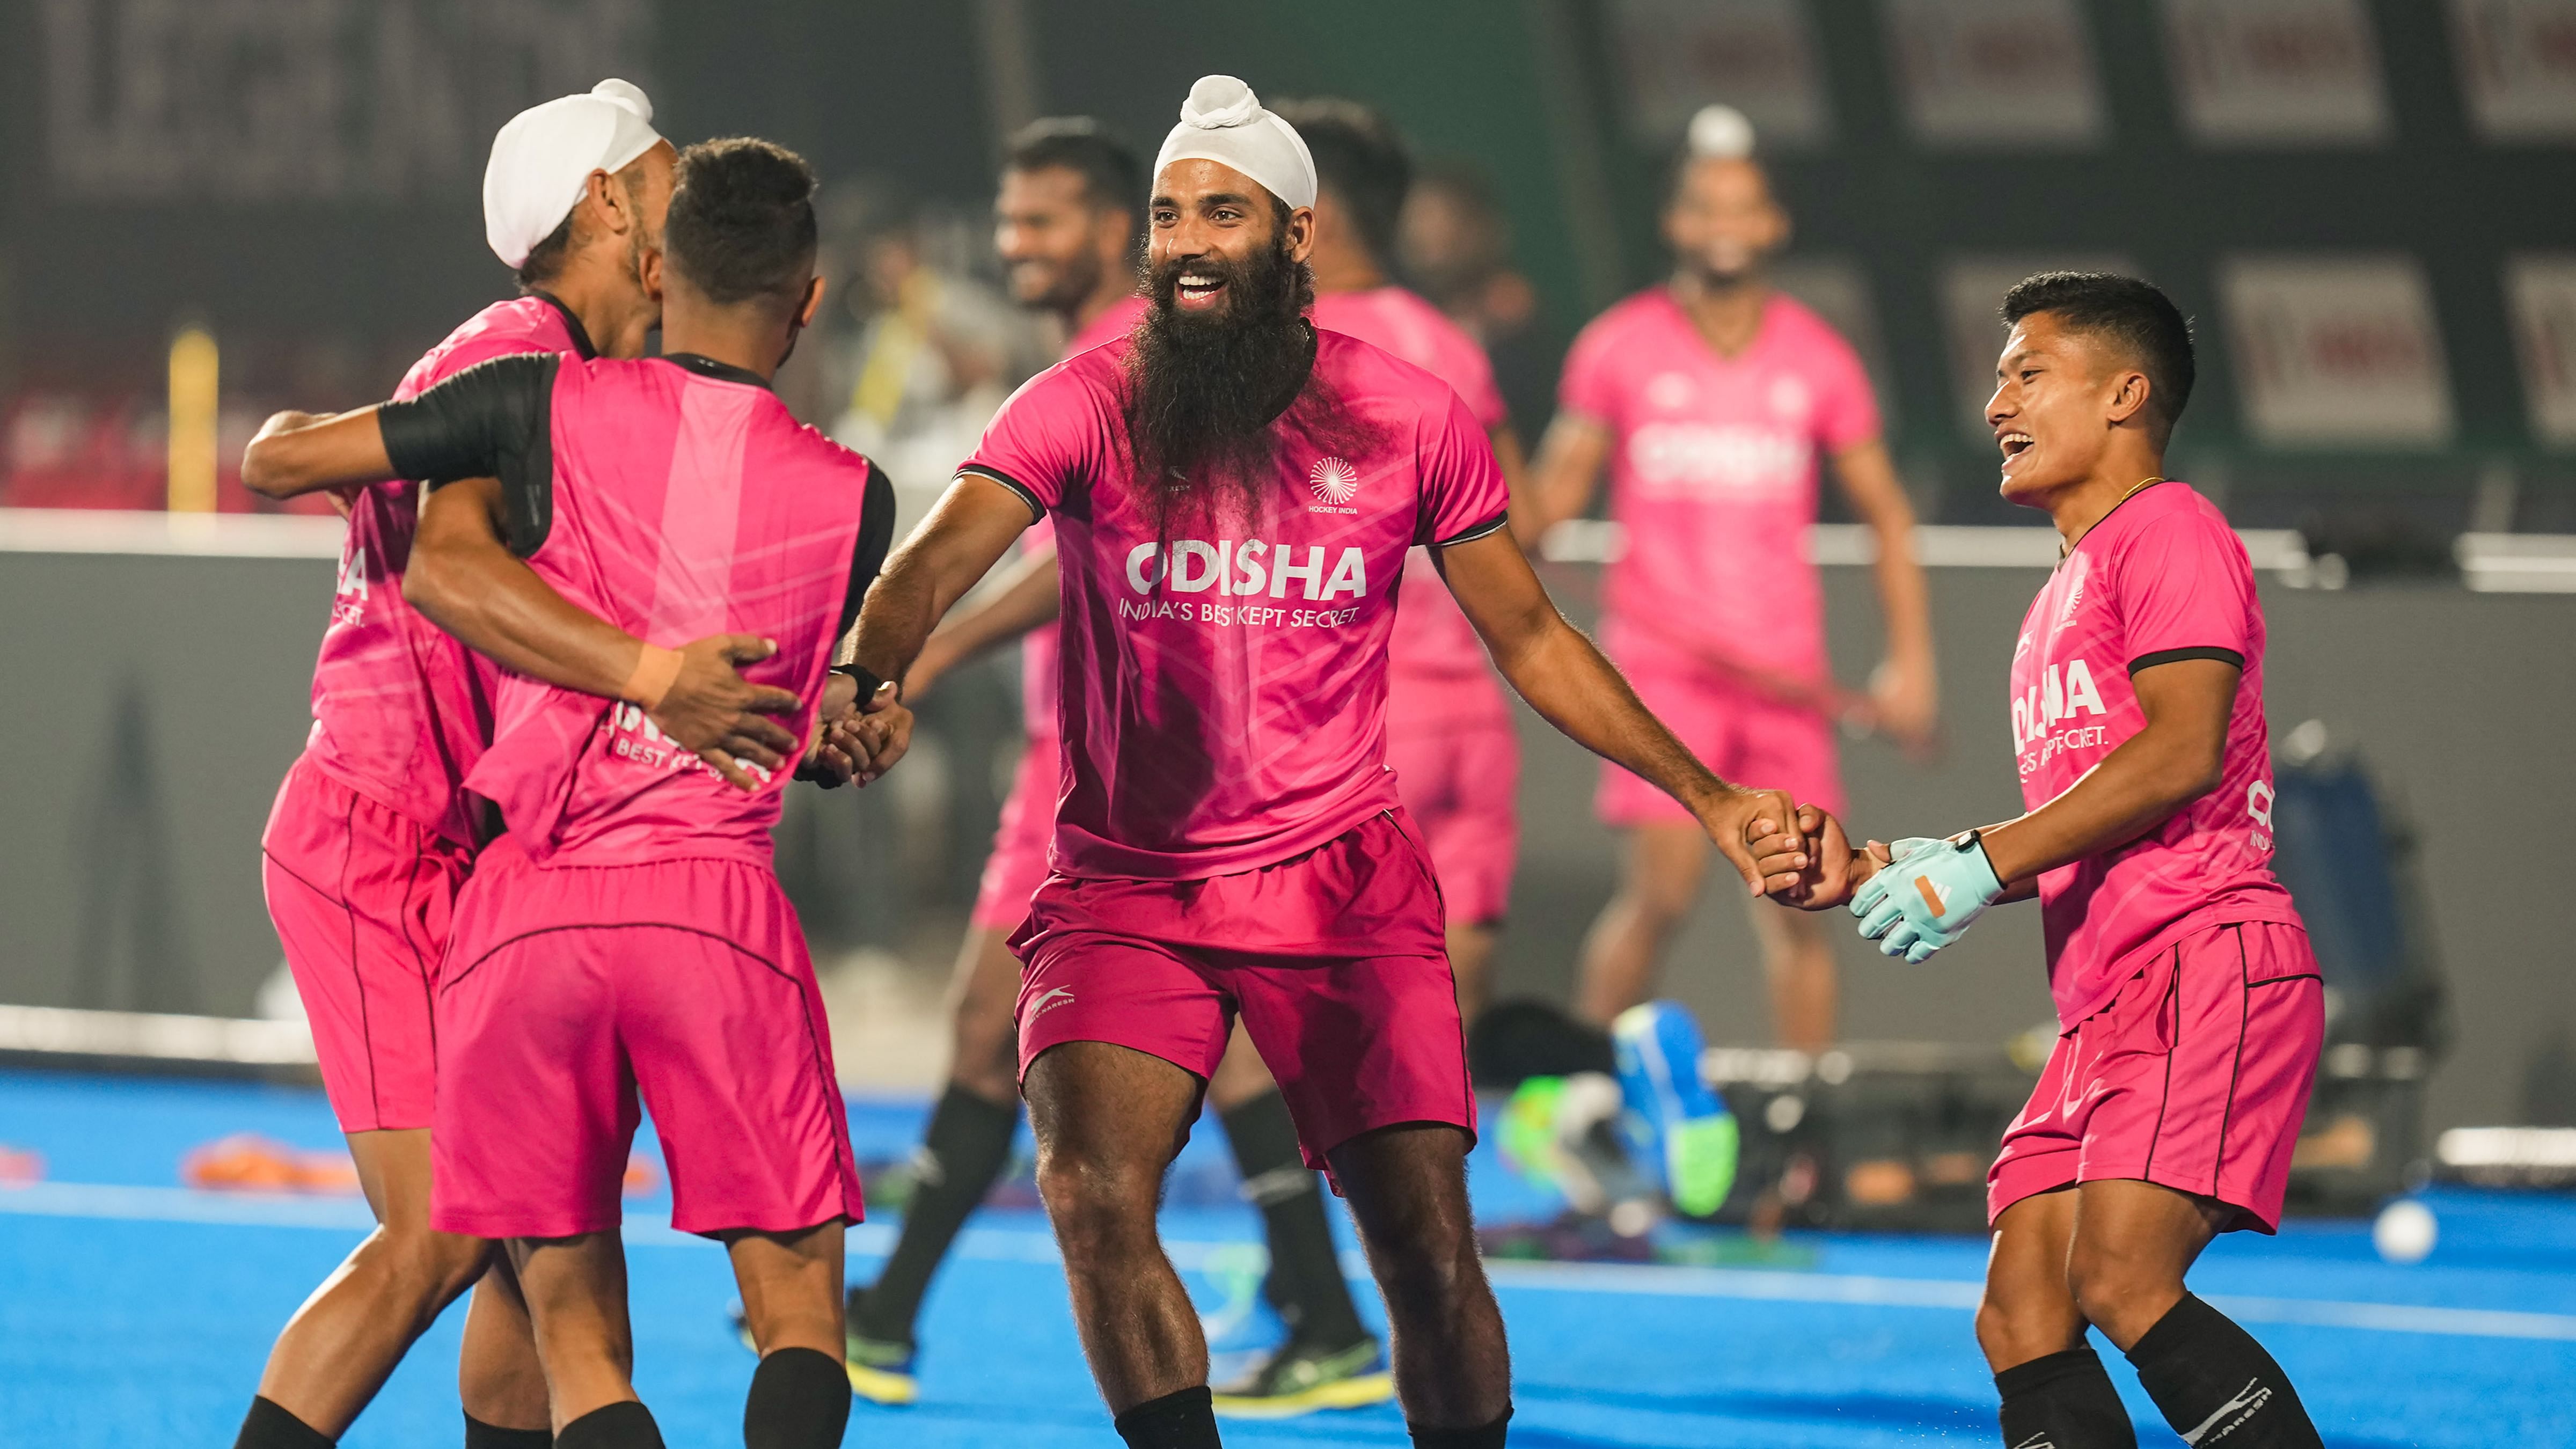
[235,1397,333,1449]
[1113,1385,1221,1448]
[2125,1295,2322,1448]
[852,1083,1019,1344]
[1221,1090,1368,1349]
[1994,1346,2135,1448]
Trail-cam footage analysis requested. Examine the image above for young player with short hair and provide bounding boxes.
[1757,273,2326,1449]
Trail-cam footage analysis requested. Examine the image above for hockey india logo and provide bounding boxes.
[1308,456,1360,505]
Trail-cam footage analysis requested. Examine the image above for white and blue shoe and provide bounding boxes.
[1612,1001,1739,1217]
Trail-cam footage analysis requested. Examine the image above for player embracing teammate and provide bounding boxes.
[246,137,896,1449]
[1759,273,2328,1448]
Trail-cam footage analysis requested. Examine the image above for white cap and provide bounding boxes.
[482,79,665,270]
[1686,104,1757,160]
[1152,75,1316,211]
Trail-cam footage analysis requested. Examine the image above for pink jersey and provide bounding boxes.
[302,294,593,845]
[1019,294,1150,739]
[1558,289,1878,677]
[2010,483,2304,1027]
[1312,288,1509,687]
[959,330,1510,879]
[378,351,892,868]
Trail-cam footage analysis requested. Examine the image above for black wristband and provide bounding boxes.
[831,662,889,702]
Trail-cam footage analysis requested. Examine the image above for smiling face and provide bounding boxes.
[1986,310,2153,507]
[995,163,1129,316]
[1663,156,1787,288]
[1146,157,1315,320]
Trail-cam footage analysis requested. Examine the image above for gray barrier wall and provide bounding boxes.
[1,536,2568,1131]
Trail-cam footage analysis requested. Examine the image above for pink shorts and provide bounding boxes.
[1991,921,2324,1233]
[1595,620,1843,826]
[429,838,863,1239]
[1008,809,1474,1171]
[1386,713,1518,927]
[971,733,1059,931]
[261,756,471,1134]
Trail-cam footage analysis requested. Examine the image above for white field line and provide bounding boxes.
[7,1181,2573,1343]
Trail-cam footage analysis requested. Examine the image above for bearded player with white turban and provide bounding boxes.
[838,74,1805,1449]
[233,79,809,1449]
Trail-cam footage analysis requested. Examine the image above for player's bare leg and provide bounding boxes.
[1574,823,1709,1024]
[1327,1123,1512,1433]
[729,1221,854,1447]
[458,1254,553,1435]
[1981,1181,2323,1447]
[248,1128,538,1438]
[1447,921,1499,1024]
[1026,1041,1213,1413]
[507,1232,638,1431]
[1747,900,1837,1053]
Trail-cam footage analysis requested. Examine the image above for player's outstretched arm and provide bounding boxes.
[1435,528,1804,894]
[409,475,802,791]
[844,474,1037,714]
[240,408,398,499]
[905,541,1062,700]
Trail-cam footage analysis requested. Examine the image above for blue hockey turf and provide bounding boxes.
[3,1069,2571,1446]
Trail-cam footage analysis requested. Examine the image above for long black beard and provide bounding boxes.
[1124,236,1318,540]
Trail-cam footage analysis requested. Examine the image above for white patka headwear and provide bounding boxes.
[1152,75,1316,210]
[482,78,665,269]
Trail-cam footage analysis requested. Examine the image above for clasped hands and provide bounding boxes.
[1744,803,2004,965]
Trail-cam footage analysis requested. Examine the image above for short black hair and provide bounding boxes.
[1271,98,1412,266]
[1004,116,1144,218]
[2001,272,2196,441]
[665,137,819,306]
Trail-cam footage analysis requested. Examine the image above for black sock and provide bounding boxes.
[745,1346,850,1449]
[1409,1407,1513,1448]
[463,1413,553,1449]
[1221,1090,1367,1348]
[235,1397,333,1449]
[1113,1385,1221,1449]
[2125,1294,2322,1448]
[553,1402,663,1449]
[853,1082,1019,1343]
[1995,1347,2135,1448]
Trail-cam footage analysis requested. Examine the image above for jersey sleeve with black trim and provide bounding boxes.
[377,352,560,557]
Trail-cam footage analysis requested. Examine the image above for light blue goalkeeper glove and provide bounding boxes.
[1850,832,2004,964]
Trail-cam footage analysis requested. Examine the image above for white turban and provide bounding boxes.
[482,79,665,269]
[1687,103,1756,160]
[1152,75,1316,210]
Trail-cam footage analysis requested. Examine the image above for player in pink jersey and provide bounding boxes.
[242,139,892,1449]
[1754,274,2326,1448]
[839,77,1805,1449]
[1531,108,1937,1053]
[231,83,809,1449]
[828,119,1385,1414]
